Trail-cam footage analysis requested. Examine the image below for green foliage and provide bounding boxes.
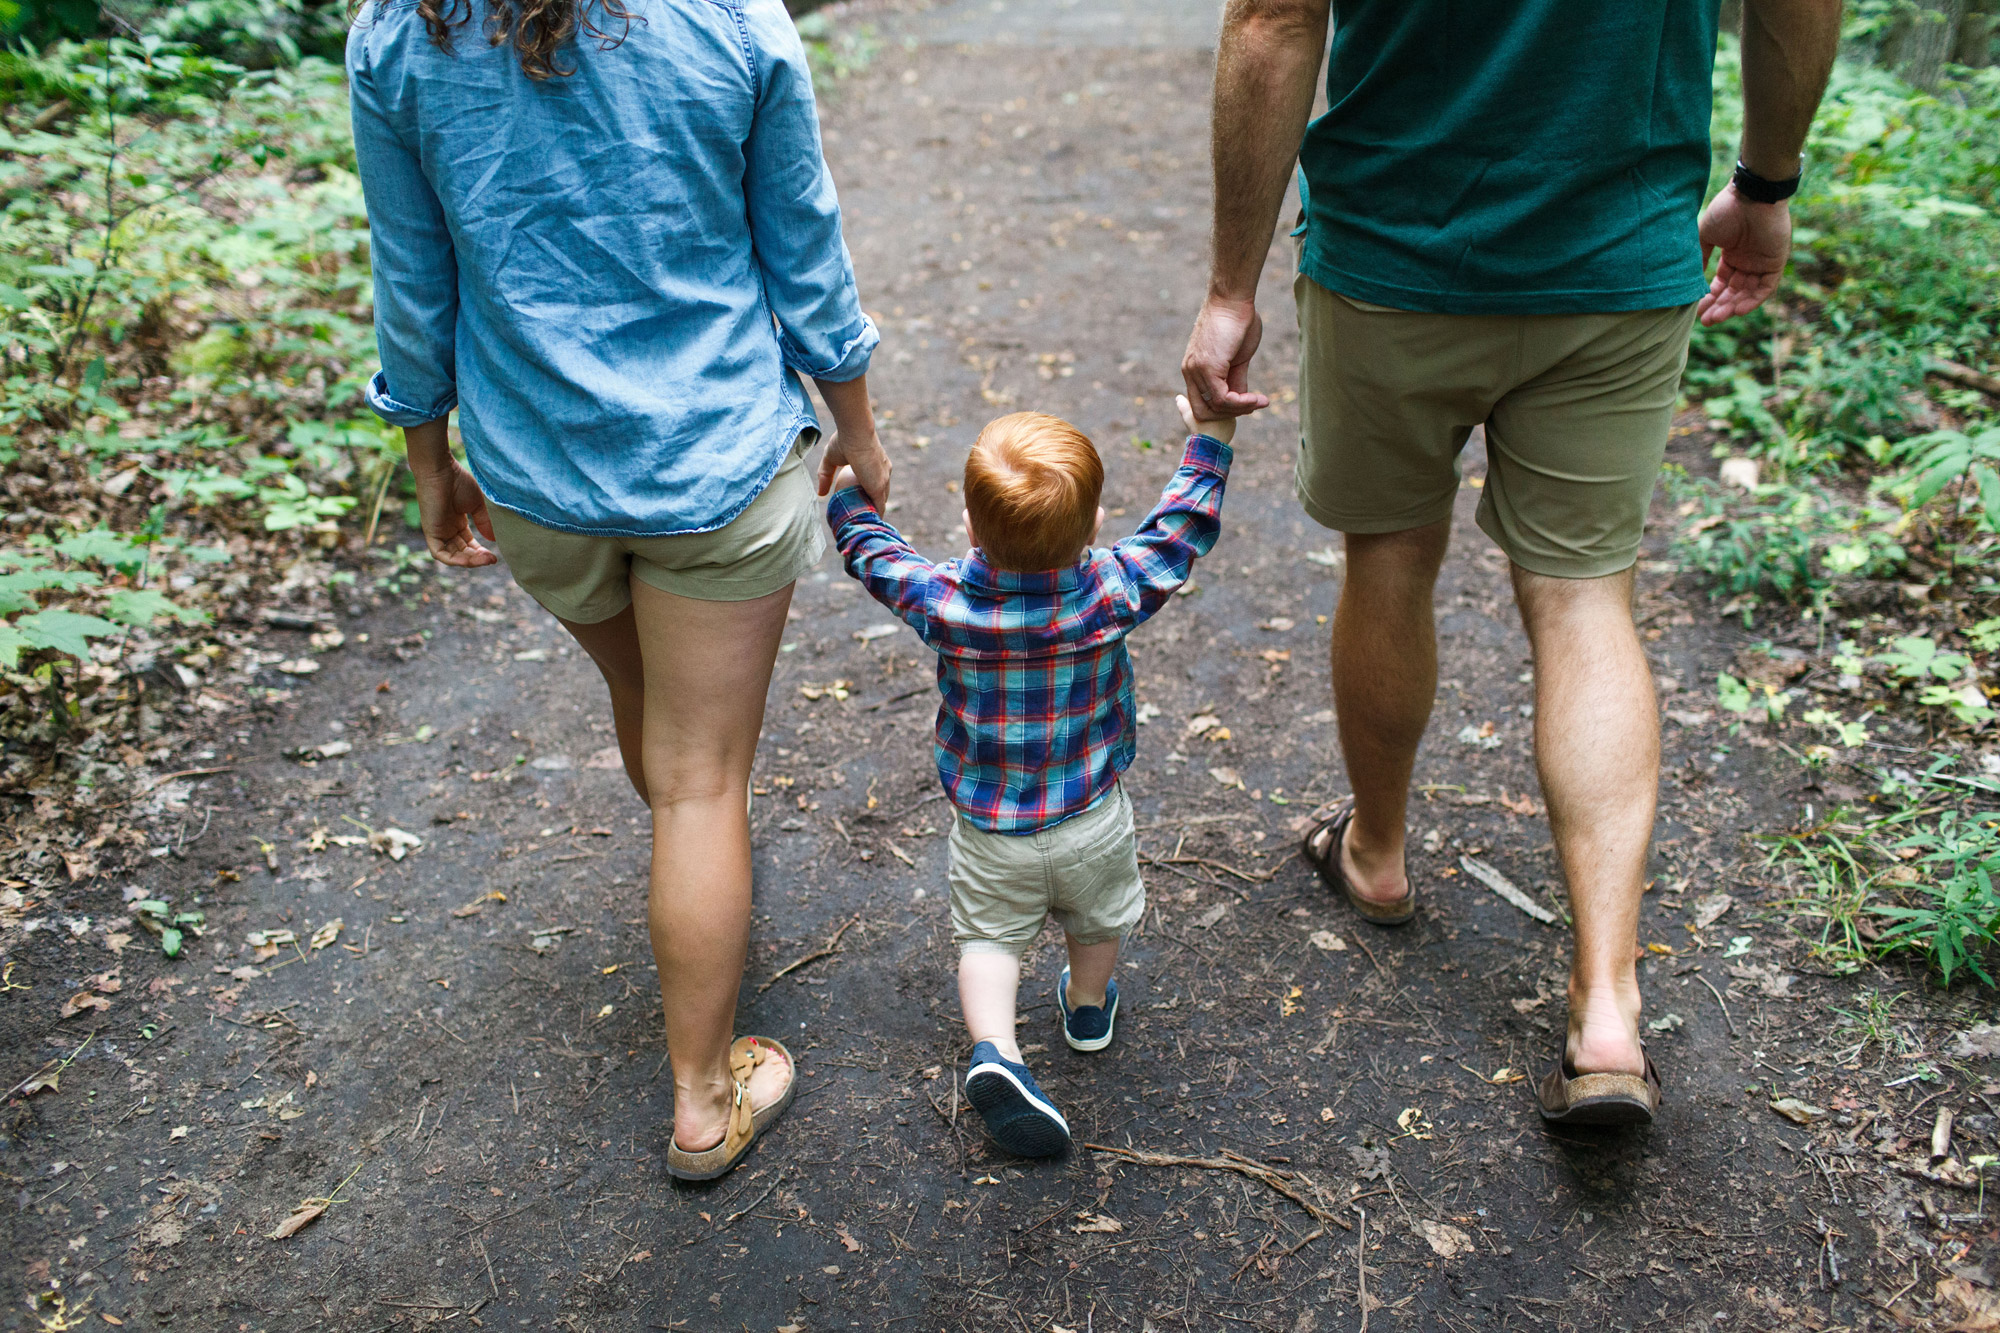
[1771,761,2000,985]
[1668,469,1906,606]
[1885,425,2000,532]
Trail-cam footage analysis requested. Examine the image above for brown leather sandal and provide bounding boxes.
[1536,1047,1662,1126]
[1300,796,1415,926]
[666,1036,797,1181]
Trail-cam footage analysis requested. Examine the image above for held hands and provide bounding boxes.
[404,421,497,568]
[1176,393,1235,446]
[816,429,891,508]
[1181,294,1269,419]
[1696,186,1792,326]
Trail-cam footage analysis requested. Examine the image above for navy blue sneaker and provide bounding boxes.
[964,1041,1071,1157]
[1058,966,1119,1052]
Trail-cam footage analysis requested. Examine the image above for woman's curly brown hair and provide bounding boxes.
[412,0,641,81]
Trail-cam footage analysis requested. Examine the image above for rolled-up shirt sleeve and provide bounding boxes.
[741,0,877,384]
[349,57,459,426]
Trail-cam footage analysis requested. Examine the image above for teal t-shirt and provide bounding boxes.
[1297,0,1721,315]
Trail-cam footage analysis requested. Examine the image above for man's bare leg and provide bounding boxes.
[1319,520,1453,904]
[1512,565,1654,1077]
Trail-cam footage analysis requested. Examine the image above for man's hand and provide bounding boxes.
[1182,295,1270,418]
[1176,393,1236,445]
[1696,186,1792,325]
[404,419,497,568]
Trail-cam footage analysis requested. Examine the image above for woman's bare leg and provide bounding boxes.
[559,604,650,802]
[588,579,795,1151]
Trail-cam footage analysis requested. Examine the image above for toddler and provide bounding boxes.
[826,396,1234,1155]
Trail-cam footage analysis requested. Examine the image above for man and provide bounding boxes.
[1183,0,1840,1125]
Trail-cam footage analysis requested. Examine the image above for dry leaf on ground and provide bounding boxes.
[267,1202,326,1240]
[1072,1214,1123,1234]
[1416,1219,1474,1259]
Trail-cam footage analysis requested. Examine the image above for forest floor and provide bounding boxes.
[5,1,1999,1330]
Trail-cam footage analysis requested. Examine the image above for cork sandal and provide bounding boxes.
[1301,796,1416,926]
[666,1036,797,1182]
[1536,1047,1662,1126]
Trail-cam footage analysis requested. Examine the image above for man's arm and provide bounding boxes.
[1696,0,1842,325]
[1181,0,1331,417]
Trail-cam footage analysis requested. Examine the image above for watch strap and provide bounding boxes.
[1731,159,1801,205]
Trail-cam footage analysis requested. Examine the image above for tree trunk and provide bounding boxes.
[1955,0,1997,66]
[1893,0,1966,90]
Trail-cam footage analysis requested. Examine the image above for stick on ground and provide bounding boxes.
[1082,1143,1352,1229]
[758,913,861,993]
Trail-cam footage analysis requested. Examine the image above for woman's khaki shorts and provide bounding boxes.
[949,782,1146,957]
[1294,275,1698,579]
[486,434,827,622]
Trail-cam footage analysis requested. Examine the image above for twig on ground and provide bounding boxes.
[1355,1206,1370,1333]
[758,913,860,993]
[1928,356,2000,398]
[1696,974,1738,1036]
[1139,854,1276,884]
[1081,1143,1351,1229]
[1458,855,1557,925]
[720,1169,786,1230]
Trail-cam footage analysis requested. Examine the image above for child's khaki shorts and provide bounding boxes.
[486,432,826,621]
[949,782,1146,957]
[1293,274,1697,580]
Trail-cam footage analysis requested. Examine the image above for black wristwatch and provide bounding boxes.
[1731,159,1801,205]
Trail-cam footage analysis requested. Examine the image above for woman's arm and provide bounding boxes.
[814,374,890,508]
[348,58,460,429]
[404,418,497,568]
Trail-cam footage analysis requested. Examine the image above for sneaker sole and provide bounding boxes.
[965,1063,1071,1157]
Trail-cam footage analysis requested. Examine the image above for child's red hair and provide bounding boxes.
[963,412,1104,572]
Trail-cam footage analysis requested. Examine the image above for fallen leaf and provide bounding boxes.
[1135,702,1160,725]
[1071,1213,1123,1234]
[1184,713,1222,738]
[276,658,320,676]
[1396,1107,1434,1140]
[1769,1097,1828,1125]
[1258,617,1295,632]
[1193,902,1229,929]
[1497,790,1539,817]
[245,929,298,949]
[368,827,423,861]
[529,754,573,771]
[450,891,506,918]
[308,919,343,951]
[1936,1276,2000,1332]
[59,991,111,1019]
[267,1202,326,1240]
[1952,1023,2000,1060]
[1320,1106,1335,1122]
[1417,1219,1474,1259]
[1207,766,1243,790]
[62,850,96,881]
[18,1066,59,1096]
[1303,547,1343,568]
[1691,892,1735,931]
[836,1224,863,1252]
[1280,984,1303,1017]
[1308,930,1347,953]
[1647,1012,1684,1032]
[169,1125,189,1141]
[1456,721,1501,749]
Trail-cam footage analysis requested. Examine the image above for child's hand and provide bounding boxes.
[827,464,860,497]
[1176,393,1236,446]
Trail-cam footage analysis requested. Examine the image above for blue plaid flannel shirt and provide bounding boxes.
[827,434,1232,833]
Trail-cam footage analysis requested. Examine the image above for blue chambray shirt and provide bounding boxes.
[346,0,878,536]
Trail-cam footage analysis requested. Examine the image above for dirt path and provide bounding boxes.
[4,4,1987,1330]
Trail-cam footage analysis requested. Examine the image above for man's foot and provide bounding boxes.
[1058,967,1118,1052]
[1566,991,1647,1077]
[1301,797,1415,925]
[672,1041,794,1153]
[965,1041,1070,1157]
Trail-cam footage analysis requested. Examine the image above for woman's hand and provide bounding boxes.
[813,373,891,508]
[404,419,498,568]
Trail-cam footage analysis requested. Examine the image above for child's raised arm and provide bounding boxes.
[1108,397,1234,625]
[827,483,936,640]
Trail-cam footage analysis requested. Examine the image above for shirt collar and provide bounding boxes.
[959,549,1084,595]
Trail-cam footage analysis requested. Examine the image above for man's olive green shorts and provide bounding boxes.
[486,433,827,622]
[949,782,1146,957]
[1294,274,1698,579]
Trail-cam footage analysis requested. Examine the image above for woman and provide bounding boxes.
[347,0,889,1179]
